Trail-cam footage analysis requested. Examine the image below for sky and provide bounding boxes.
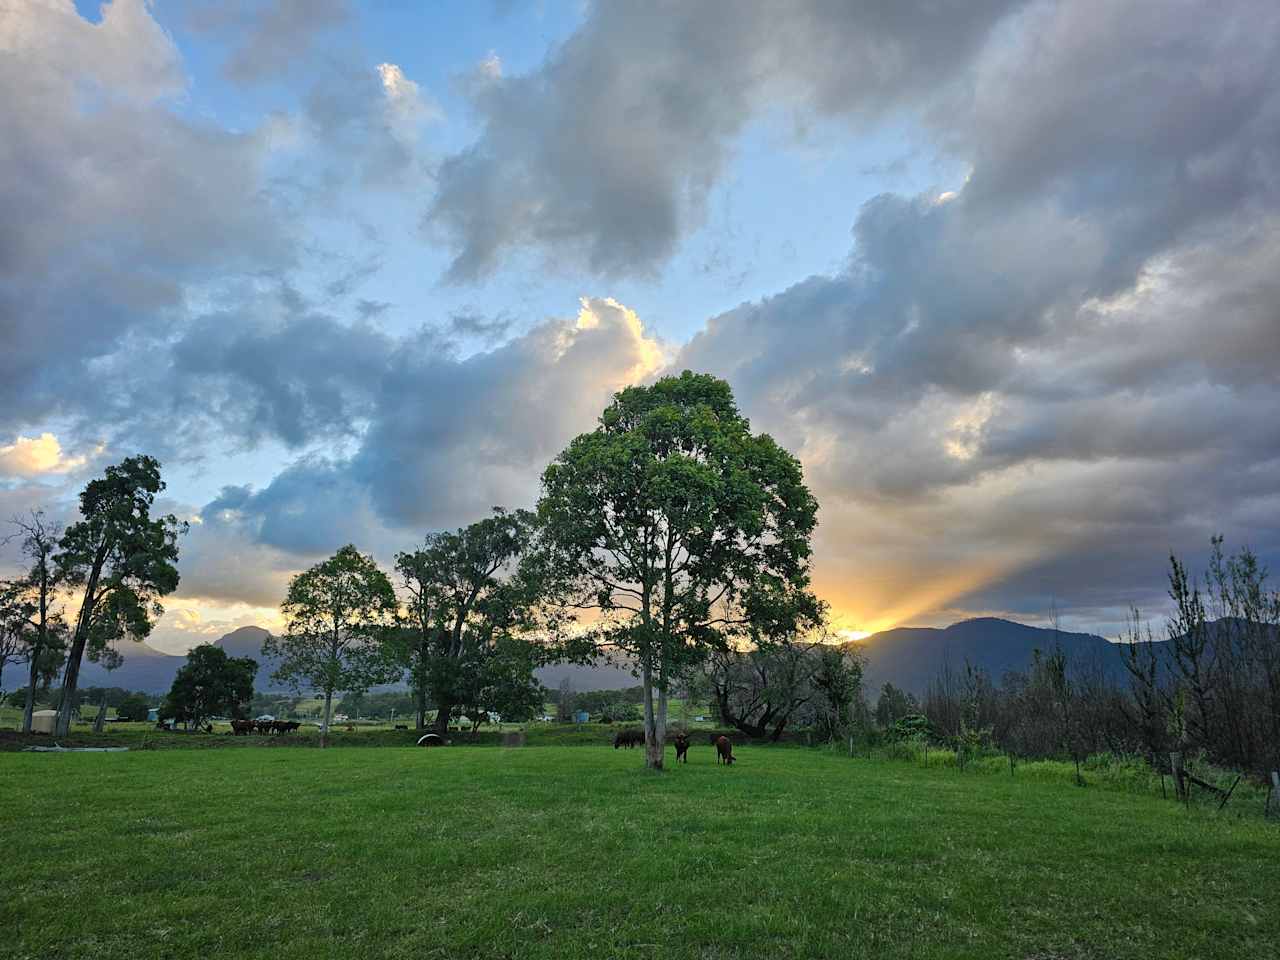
[2,0,1278,654]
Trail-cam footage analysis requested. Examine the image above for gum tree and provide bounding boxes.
[266,545,400,746]
[394,509,542,733]
[53,456,185,736]
[530,371,822,769]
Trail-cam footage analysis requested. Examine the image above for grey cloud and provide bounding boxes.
[0,0,293,434]
[673,0,1280,621]
[185,0,350,85]
[194,298,664,556]
[428,0,1025,281]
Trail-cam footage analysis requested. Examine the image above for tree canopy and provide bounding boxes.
[265,544,400,745]
[162,644,257,729]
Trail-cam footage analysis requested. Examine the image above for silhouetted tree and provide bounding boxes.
[53,456,185,736]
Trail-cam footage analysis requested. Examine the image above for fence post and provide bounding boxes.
[1170,752,1187,805]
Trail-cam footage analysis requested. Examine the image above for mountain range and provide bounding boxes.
[67,617,1143,696]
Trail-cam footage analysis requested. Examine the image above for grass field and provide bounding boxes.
[3,746,1277,960]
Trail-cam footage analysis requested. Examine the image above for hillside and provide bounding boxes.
[71,616,1243,699]
[857,617,1126,696]
[76,626,279,693]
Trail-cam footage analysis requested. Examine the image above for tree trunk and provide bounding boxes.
[57,554,107,737]
[433,702,452,735]
[416,681,427,731]
[93,694,107,733]
[22,651,38,733]
[55,649,84,737]
[656,669,669,761]
[321,689,333,748]
[642,654,662,770]
[22,566,50,734]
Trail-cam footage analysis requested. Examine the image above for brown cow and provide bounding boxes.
[672,732,690,763]
[230,719,255,736]
[715,735,735,765]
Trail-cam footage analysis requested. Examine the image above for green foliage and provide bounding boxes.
[888,713,932,741]
[265,545,401,739]
[116,693,151,722]
[530,371,822,764]
[394,509,543,731]
[162,644,257,727]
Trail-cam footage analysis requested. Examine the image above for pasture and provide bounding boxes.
[3,746,1277,960]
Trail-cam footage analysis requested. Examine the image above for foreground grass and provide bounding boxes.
[2,748,1277,960]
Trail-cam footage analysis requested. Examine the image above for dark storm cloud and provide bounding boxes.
[427,0,1025,281]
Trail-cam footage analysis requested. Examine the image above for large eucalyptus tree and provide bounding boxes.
[530,371,822,769]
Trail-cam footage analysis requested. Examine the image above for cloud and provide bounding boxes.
[0,0,291,436]
[0,434,98,478]
[186,0,350,85]
[190,297,667,558]
[672,0,1280,627]
[426,0,1024,281]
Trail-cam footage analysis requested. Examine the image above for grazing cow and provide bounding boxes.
[672,732,690,763]
[715,735,736,765]
[272,720,300,734]
[394,724,408,731]
[230,719,254,735]
[254,719,273,735]
[613,728,644,749]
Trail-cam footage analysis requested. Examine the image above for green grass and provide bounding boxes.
[3,747,1277,959]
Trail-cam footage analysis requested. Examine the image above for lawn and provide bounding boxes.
[2,746,1277,960]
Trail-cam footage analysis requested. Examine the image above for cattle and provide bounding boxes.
[272,720,300,734]
[715,735,736,765]
[613,728,644,749]
[394,724,408,731]
[254,719,273,735]
[230,719,256,735]
[672,732,690,763]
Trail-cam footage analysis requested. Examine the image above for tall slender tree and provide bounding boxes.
[265,545,400,746]
[3,511,66,732]
[53,457,185,736]
[529,371,822,769]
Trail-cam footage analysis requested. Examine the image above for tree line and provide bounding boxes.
[1,373,829,768]
[1,456,184,737]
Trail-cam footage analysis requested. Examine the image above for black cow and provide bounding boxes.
[613,728,644,749]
